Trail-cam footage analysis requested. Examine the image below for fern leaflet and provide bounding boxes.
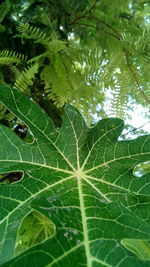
[16,23,51,46]
[0,50,27,65]
[0,0,10,24]
[14,63,39,92]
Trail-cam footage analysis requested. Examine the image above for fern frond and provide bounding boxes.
[0,50,27,65]
[41,64,71,106]
[45,89,66,107]
[14,63,39,92]
[7,65,20,80]
[41,52,96,109]
[70,46,103,86]
[135,26,150,60]
[47,39,66,54]
[0,0,10,24]
[16,24,67,52]
[16,23,51,46]
[27,52,49,64]
[109,87,128,119]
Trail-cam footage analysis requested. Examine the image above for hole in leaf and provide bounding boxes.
[13,122,33,143]
[133,161,150,178]
[121,239,150,261]
[0,172,23,184]
[0,106,33,144]
[15,210,55,256]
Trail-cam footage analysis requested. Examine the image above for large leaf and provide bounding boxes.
[0,86,150,266]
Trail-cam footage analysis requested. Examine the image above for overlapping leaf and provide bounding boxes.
[0,86,150,266]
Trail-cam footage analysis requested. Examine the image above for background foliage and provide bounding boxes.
[0,0,149,131]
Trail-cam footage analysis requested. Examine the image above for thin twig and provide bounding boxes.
[125,52,150,104]
[69,0,100,25]
[122,120,150,138]
[72,22,121,41]
[87,16,122,40]
[83,0,100,16]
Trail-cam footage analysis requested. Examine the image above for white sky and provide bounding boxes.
[93,89,150,139]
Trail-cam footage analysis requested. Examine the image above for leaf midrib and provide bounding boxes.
[84,152,150,174]
[77,176,92,267]
[0,159,74,175]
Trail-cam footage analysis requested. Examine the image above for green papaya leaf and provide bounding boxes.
[0,86,150,267]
